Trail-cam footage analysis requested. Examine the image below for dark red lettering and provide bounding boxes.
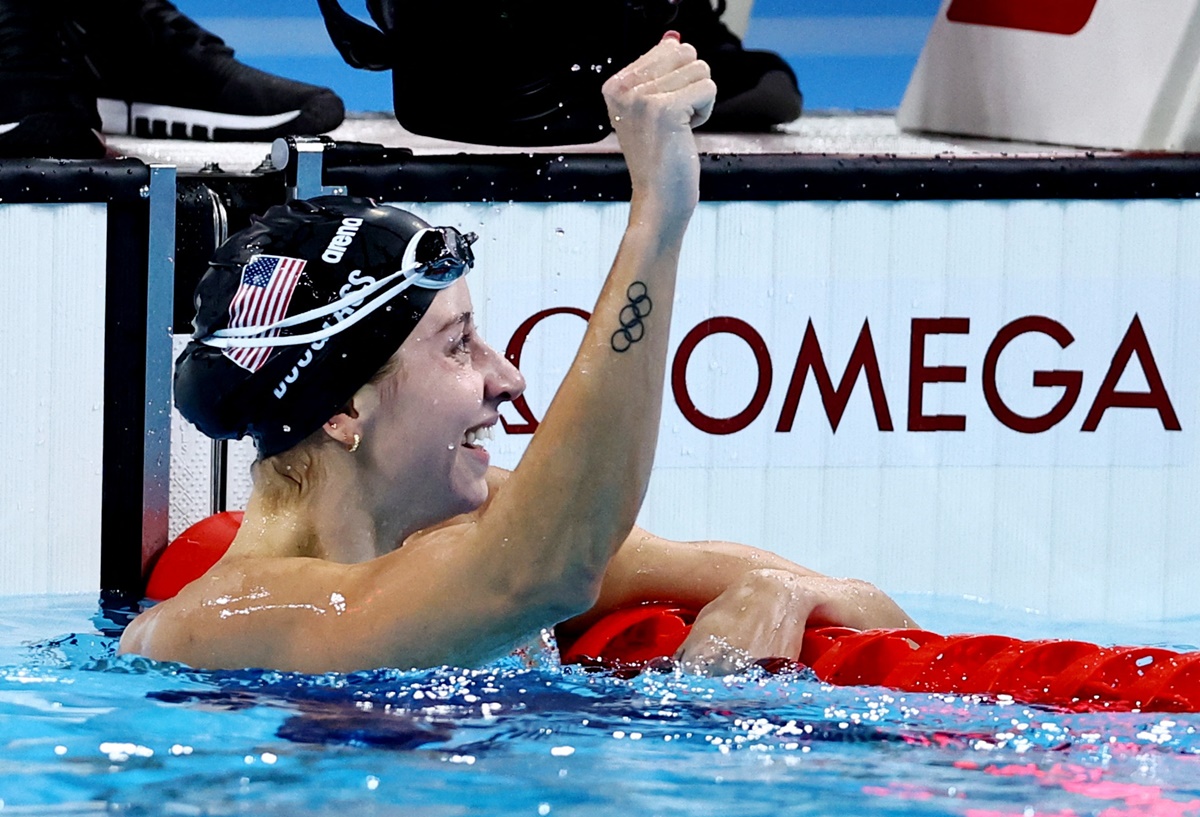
[775,319,893,433]
[982,316,1082,433]
[1082,314,1181,431]
[909,318,970,432]
[501,306,591,434]
[946,0,1097,36]
[672,317,772,435]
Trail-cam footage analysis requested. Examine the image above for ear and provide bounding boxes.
[322,411,356,446]
[321,382,378,444]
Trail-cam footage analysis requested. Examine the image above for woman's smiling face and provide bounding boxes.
[357,279,525,523]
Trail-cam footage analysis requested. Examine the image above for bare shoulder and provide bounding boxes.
[118,555,365,671]
[119,502,554,673]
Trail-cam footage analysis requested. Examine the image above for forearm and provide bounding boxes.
[554,532,917,671]
[494,219,684,599]
[559,533,822,634]
[521,216,683,511]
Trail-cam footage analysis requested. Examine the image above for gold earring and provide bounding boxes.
[348,433,361,453]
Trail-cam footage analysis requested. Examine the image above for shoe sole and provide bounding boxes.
[98,98,303,141]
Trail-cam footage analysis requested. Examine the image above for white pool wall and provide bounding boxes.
[170,197,1200,624]
[0,204,108,594]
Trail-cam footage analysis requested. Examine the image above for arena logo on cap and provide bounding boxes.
[946,0,1097,35]
[321,217,365,264]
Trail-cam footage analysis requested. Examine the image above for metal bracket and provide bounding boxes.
[271,136,348,201]
[201,183,231,515]
[143,164,177,565]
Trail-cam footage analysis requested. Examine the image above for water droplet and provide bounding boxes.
[554,228,564,237]
[570,64,581,72]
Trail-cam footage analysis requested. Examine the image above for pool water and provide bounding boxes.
[2,594,1200,816]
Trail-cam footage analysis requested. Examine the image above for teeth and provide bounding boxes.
[462,426,494,447]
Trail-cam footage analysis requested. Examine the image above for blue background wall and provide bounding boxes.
[186,0,942,113]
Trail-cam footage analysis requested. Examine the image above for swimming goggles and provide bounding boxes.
[201,226,476,350]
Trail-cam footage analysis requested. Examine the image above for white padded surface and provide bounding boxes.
[0,204,108,594]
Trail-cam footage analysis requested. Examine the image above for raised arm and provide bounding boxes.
[467,36,716,617]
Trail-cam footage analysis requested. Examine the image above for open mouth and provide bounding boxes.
[462,424,495,449]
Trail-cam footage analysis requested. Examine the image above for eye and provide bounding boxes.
[453,332,473,356]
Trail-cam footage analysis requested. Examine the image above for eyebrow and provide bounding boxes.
[437,311,472,334]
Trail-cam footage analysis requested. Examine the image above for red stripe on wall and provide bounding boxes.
[946,0,1097,36]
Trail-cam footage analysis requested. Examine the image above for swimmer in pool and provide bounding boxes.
[120,34,914,674]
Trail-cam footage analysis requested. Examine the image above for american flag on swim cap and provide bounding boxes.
[223,254,306,372]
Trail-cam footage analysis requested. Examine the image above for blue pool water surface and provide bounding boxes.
[3,594,1200,816]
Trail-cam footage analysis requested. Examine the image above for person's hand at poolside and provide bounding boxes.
[673,571,915,675]
[602,32,715,226]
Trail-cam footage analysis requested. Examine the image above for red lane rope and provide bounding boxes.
[556,603,1200,713]
[149,514,1200,712]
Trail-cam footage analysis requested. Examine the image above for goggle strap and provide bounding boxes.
[209,263,418,340]
[199,225,467,351]
[202,272,425,350]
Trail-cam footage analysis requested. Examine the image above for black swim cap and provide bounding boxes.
[175,195,470,458]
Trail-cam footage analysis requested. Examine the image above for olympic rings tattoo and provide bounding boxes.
[611,281,653,353]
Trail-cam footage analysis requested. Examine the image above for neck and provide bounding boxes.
[232,439,423,563]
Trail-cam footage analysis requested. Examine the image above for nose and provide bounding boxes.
[481,339,526,405]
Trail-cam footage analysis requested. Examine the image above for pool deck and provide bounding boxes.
[104,112,1096,175]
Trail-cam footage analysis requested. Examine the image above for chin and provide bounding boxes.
[441,475,489,519]
[460,477,490,512]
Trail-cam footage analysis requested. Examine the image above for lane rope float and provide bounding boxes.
[145,511,242,601]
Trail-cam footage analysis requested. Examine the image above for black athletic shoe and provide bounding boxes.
[674,0,802,131]
[64,0,344,142]
[0,0,105,159]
